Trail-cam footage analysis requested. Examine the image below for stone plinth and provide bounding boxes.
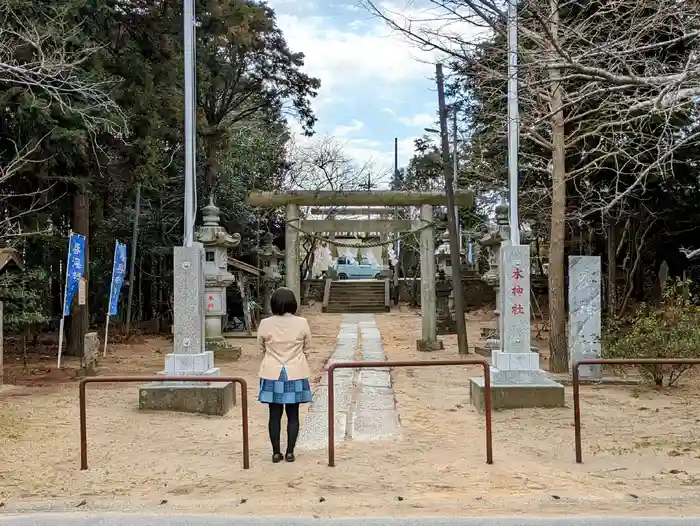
[138,243,233,416]
[139,382,235,415]
[569,256,602,379]
[416,338,445,352]
[470,370,565,412]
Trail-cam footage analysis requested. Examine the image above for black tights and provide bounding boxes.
[268,403,300,455]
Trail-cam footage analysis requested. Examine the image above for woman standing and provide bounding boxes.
[257,287,313,463]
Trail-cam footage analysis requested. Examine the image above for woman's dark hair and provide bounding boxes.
[270,287,298,316]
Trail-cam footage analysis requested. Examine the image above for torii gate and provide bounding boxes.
[246,190,474,351]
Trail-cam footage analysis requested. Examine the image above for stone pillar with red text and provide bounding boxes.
[491,244,540,372]
[470,244,565,410]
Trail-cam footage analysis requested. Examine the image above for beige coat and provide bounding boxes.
[257,313,312,381]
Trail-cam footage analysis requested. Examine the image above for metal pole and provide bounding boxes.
[507,0,520,245]
[452,109,461,254]
[125,184,140,335]
[436,63,469,355]
[183,0,196,247]
[394,138,401,293]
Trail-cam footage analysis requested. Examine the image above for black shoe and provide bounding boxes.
[272,453,284,463]
[285,452,295,463]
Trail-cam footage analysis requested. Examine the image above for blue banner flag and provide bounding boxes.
[63,233,86,316]
[108,241,128,316]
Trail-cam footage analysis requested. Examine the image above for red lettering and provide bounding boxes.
[512,304,524,315]
[511,285,524,296]
[512,268,524,280]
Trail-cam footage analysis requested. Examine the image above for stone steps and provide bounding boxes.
[324,280,387,313]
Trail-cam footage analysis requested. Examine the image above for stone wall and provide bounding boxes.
[302,275,547,312]
[397,277,496,311]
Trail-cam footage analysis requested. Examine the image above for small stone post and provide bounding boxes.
[82,332,99,376]
[285,203,301,308]
[417,204,442,350]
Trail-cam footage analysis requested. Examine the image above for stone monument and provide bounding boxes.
[139,198,237,415]
[197,197,241,358]
[435,269,456,335]
[257,231,284,317]
[470,243,565,410]
[568,256,602,379]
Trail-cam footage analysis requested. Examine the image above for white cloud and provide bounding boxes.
[397,112,436,127]
[268,0,483,179]
[332,119,365,137]
[274,13,433,93]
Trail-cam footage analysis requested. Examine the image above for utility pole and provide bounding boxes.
[183,0,196,247]
[393,137,401,303]
[452,109,462,254]
[436,63,469,355]
[507,0,520,244]
[125,183,141,335]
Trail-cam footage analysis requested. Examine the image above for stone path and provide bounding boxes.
[297,314,400,450]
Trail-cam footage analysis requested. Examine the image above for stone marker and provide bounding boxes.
[82,332,99,376]
[470,244,565,411]
[568,256,602,379]
[139,242,235,416]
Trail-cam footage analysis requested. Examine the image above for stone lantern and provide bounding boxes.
[195,196,241,355]
[476,204,508,350]
[256,231,285,317]
[435,269,456,334]
[435,230,452,275]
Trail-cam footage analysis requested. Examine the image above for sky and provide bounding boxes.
[266,0,465,187]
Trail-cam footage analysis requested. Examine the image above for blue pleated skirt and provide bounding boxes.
[258,367,313,405]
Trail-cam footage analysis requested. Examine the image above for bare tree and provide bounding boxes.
[0,3,126,239]
[364,0,700,371]
[280,136,388,281]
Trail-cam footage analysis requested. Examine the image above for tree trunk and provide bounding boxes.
[547,0,568,373]
[606,224,617,316]
[66,188,90,357]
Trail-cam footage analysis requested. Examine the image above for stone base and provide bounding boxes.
[469,371,565,412]
[205,337,242,360]
[436,321,457,335]
[416,339,444,352]
[473,346,491,357]
[474,344,540,357]
[138,382,235,416]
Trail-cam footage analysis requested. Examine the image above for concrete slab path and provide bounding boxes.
[297,314,399,450]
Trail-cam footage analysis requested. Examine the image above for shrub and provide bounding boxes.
[602,279,700,387]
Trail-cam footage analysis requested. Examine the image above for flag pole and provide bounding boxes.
[56,230,72,369]
[102,316,110,357]
[103,241,118,357]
